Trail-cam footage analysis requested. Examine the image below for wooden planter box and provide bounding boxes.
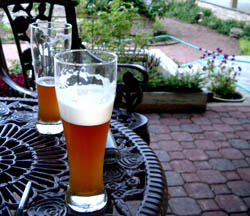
[135,90,210,113]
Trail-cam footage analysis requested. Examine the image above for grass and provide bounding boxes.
[239,38,250,55]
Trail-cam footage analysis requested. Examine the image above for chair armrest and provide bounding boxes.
[118,63,148,83]
[0,66,37,98]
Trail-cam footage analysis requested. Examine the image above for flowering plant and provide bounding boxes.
[201,48,242,99]
[145,63,207,92]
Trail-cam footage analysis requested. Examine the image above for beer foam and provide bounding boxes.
[56,84,115,126]
[36,76,55,87]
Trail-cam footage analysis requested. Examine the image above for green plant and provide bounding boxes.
[239,38,250,55]
[201,49,241,99]
[8,60,22,74]
[78,0,140,50]
[79,0,168,19]
[0,24,11,32]
[166,0,250,39]
[146,64,207,92]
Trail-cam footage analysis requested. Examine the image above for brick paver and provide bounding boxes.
[148,106,250,215]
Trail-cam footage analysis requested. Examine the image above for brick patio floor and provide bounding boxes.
[146,105,250,216]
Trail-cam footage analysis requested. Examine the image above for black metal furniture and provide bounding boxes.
[0,97,168,216]
[0,0,148,99]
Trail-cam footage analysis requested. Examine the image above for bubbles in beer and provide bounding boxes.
[56,72,116,126]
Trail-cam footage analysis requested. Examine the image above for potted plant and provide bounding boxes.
[201,48,244,102]
[135,63,210,112]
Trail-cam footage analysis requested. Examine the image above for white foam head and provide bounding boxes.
[56,79,116,126]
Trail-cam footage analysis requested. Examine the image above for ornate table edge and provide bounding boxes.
[111,120,168,216]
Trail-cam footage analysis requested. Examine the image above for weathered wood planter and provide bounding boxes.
[136,89,210,113]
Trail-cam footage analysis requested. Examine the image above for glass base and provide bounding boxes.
[65,189,107,214]
[36,120,63,135]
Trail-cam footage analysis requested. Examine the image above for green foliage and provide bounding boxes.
[78,0,139,50]
[79,0,168,19]
[202,50,241,99]
[8,60,22,74]
[166,0,250,39]
[0,24,11,32]
[239,38,250,55]
[146,65,207,91]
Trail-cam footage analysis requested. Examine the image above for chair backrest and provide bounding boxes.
[0,0,83,92]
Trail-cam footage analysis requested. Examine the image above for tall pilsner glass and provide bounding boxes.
[54,50,117,213]
[30,21,72,134]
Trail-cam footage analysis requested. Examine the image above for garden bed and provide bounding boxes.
[136,89,210,113]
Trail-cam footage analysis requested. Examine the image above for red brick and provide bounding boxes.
[237,106,250,112]
[202,211,227,216]
[219,148,244,160]
[151,133,172,142]
[194,161,211,170]
[169,197,201,216]
[205,150,222,158]
[195,140,218,150]
[213,124,234,132]
[201,125,214,131]
[236,131,250,140]
[227,180,250,196]
[149,142,159,150]
[169,151,185,160]
[180,141,195,149]
[168,186,187,197]
[171,132,194,141]
[215,195,247,213]
[161,117,180,126]
[237,168,250,181]
[148,124,168,134]
[145,113,160,120]
[160,162,172,171]
[229,111,247,118]
[204,131,226,141]
[211,184,231,195]
[185,183,214,199]
[182,173,200,183]
[246,157,250,164]
[183,149,208,161]
[242,123,250,130]
[192,133,205,140]
[192,117,211,125]
[222,171,240,181]
[170,160,196,173]
[221,117,240,125]
[178,119,192,124]
[214,141,230,148]
[197,170,227,184]
[158,140,182,151]
[231,125,244,131]
[198,199,219,211]
[223,132,239,139]
[241,150,250,157]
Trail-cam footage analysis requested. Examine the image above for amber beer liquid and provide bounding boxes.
[62,119,110,195]
[57,84,115,197]
[36,76,60,123]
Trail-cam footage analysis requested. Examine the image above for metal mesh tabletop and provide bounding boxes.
[0,97,168,216]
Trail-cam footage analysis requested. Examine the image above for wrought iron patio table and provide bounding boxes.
[0,97,168,216]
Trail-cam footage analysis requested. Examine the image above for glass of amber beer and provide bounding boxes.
[30,21,72,134]
[54,50,117,213]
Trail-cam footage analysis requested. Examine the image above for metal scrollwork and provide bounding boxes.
[0,98,167,215]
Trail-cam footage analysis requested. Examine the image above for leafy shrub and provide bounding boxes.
[78,0,168,19]
[166,0,250,39]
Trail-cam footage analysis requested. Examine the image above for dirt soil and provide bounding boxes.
[150,18,241,64]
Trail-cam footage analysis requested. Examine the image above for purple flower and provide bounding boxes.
[224,54,229,59]
[202,66,207,71]
[188,65,193,69]
[238,66,242,71]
